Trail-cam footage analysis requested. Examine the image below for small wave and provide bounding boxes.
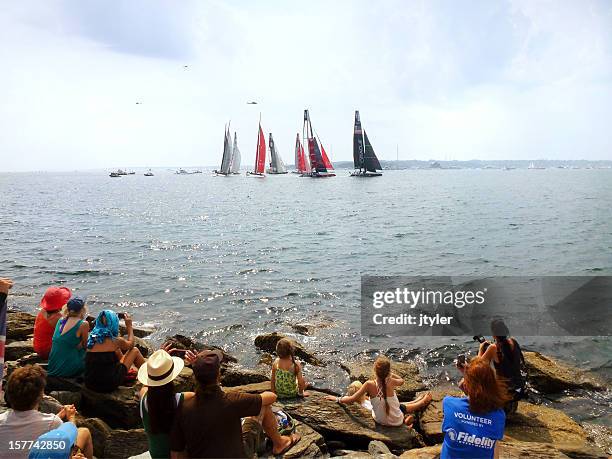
[42,269,105,276]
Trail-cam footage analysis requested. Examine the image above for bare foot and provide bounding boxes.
[272,433,301,455]
[403,414,415,427]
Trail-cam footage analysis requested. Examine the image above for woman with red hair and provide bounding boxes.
[441,357,511,459]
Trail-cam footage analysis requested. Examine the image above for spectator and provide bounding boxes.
[85,310,145,392]
[138,347,195,459]
[29,408,88,459]
[0,365,93,459]
[47,297,89,378]
[170,350,300,458]
[271,338,307,399]
[33,287,71,359]
[346,381,372,411]
[478,319,525,413]
[326,356,432,428]
[441,357,511,459]
[1,278,14,396]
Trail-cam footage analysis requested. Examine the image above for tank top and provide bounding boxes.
[275,363,299,399]
[33,310,59,358]
[370,380,405,426]
[47,319,86,377]
[140,392,184,459]
[494,339,524,391]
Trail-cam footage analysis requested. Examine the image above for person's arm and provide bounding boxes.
[481,342,498,362]
[388,372,404,387]
[139,386,148,399]
[77,321,89,349]
[478,340,491,357]
[295,361,307,393]
[270,361,277,394]
[123,312,135,346]
[260,391,277,406]
[326,380,370,405]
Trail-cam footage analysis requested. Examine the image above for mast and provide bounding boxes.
[353,110,364,172]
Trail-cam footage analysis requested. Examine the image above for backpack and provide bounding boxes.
[273,408,297,435]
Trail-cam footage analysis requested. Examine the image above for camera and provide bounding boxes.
[117,312,126,319]
[473,335,486,343]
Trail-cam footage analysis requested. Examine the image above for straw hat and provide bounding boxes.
[137,350,184,387]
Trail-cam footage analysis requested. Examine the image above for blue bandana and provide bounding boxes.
[87,310,119,349]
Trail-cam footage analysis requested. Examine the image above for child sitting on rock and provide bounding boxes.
[347,380,373,411]
[271,338,307,399]
[327,356,432,428]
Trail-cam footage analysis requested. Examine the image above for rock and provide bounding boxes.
[224,381,272,394]
[331,452,371,458]
[172,366,196,392]
[49,390,81,407]
[258,353,274,366]
[164,334,237,363]
[291,324,312,335]
[104,428,149,459]
[7,311,36,340]
[76,417,111,458]
[283,421,327,459]
[504,402,589,451]
[81,385,141,428]
[254,332,324,366]
[582,423,612,455]
[120,324,155,339]
[368,439,397,458]
[281,390,419,451]
[221,362,270,387]
[133,336,154,358]
[416,388,463,444]
[5,340,34,361]
[523,352,606,393]
[399,445,441,459]
[341,360,426,401]
[46,375,84,393]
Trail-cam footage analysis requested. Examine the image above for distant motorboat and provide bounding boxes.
[144,169,154,176]
[109,172,121,178]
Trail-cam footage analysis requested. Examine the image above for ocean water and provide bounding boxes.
[1,169,611,424]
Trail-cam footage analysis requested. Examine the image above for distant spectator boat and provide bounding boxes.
[144,169,154,176]
[350,110,382,177]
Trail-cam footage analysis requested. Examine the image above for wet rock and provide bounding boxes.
[582,423,612,455]
[523,352,606,393]
[49,390,81,407]
[413,388,462,445]
[284,421,327,459]
[331,451,371,458]
[221,362,270,387]
[281,390,419,451]
[504,402,589,451]
[254,332,324,366]
[368,440,397,458]
[398,445,441,459]
[258,353,274,366]
[291,324,312,335]
[224,381,272,394]
[104,428,149,459]
[5,340,34,361]
[172,366,196,392]
[164,334,237,363]
[80,385,140,428]
[7,311,36,340]
[341,360,426,401]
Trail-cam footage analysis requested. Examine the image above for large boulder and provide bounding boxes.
[49,390,81,408]
[368,440,398,458]
[504,402,589,452]
[398,441,575,458]
[523,352,606,393]
[133,336,154,358]
[341,360,426,401]
[416,388,463,444]
[399,445,441,458]
[5,340,34,361]
[76,417,112,458]
[172,366,196,392]
[221,362,270,387]
[281,391,420,451]
[283,421,327,459]
[224,381,272,394]
[254,332,324,366]
[104,428,149,458]
[164,334,237,363]
[80,385,141,428]
[7,311,36,340]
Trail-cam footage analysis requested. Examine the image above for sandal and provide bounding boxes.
[274,433,301,456]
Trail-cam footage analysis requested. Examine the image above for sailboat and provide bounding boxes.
[247,121,266,177]
[214,124,233,176]
[350,111,382,177]
[303,110,335,177]
[293,134,310,175]
[267,133,288,174]
[230,133,241,174]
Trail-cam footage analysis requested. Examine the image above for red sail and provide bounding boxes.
[295,134,307,173]
[255,124,266,174]
[320,142,334,170]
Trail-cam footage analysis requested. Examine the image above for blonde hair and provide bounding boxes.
[347,380,366,404]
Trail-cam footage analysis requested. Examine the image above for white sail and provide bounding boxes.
[219,125,233,174]
[268,133,287,173]
[230,132,241,173]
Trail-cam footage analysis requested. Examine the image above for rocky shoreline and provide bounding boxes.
[3,310,611,458]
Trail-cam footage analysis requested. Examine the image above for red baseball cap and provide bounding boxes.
[40,286,72,312]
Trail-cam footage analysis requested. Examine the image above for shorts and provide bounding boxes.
[242,417,266,459]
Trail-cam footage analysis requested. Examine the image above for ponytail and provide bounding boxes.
[374,356,391,415]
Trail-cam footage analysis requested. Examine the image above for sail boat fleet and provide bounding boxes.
[216,109,383,178]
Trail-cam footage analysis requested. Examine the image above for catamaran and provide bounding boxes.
[350,110,382,177]
[214,124,233,176]
[247,121,266,177]
[303,110,335,177]
[267,133,288,174]
[293,134,310,175]
[230,133,241,174]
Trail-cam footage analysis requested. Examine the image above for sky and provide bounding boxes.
[1,0,611,171]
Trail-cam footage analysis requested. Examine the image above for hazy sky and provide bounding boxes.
[1,0,611,171]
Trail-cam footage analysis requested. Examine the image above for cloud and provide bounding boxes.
[0,0,611,171]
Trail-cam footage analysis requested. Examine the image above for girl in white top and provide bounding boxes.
[327,356,432,427]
